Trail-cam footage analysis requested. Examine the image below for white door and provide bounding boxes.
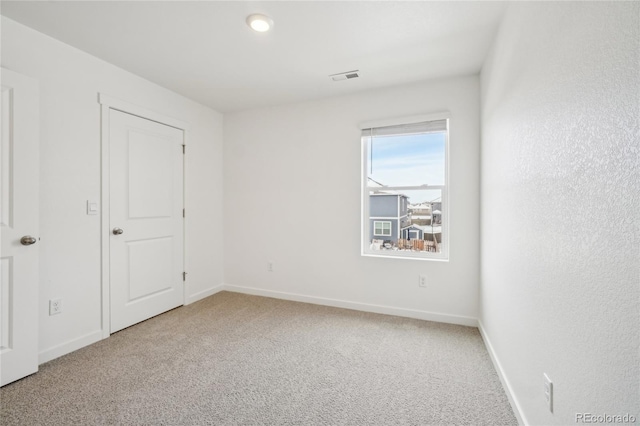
[0,68,39,386]
[109,109,184,333]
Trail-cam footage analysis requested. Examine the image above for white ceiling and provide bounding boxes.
[1,1,506,113]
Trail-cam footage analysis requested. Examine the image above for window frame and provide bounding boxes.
[373,220,392,237]
[360,113,450,261]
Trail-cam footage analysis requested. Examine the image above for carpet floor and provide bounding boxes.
[1,291,517,425]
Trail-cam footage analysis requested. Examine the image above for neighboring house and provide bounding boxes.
[408,202,432,225]
[408,201,442,225]
[401,224,443,243]
[431,202,442,224]
[402,224,425,240]
[369,193,410,243]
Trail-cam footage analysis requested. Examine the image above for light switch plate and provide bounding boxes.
[87,200,98,215]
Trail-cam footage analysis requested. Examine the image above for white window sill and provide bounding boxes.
[361,251,449,262]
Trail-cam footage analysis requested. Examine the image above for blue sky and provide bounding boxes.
[368,132,445,204]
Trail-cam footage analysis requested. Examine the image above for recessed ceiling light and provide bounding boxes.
[246,14,273,32]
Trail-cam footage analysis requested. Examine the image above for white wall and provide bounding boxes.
[480,2,639,425]
[224,75,480,325]
[1,17,224,362]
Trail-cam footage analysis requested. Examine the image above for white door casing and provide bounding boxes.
[0,68,39,386]
[107,108,184,333]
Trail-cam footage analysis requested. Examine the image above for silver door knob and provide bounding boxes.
[20,235,37,246]
[112,228,124,235]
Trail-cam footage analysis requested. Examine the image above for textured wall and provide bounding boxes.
[480,2,639,425]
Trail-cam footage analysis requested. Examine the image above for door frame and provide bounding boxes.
[98,94,189,339]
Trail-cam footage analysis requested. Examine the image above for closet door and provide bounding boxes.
[109,109,184,333]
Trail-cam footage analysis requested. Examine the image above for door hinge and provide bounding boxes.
[182,144,185,154]
[183,208,185,218]
[183,271,187,281]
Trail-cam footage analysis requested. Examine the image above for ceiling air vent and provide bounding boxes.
[330,70,360,81]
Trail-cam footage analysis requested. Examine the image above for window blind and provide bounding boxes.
[362,119,447,138]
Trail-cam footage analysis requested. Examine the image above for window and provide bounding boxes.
[373,221,392,237]
[361,115,449,260]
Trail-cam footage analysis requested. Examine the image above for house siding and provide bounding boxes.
[370,194,399,217]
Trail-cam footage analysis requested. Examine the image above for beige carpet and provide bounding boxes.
[1,291,517,425]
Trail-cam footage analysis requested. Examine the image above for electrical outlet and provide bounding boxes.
[418,275,427,287]
[543,373,553,413]
[49,298,63,315]
[267,262,274,272]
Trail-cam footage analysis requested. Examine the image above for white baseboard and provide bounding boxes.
[478,320,527,425]
[36,286,476,368]
[223,283,478,327]
[185,284,225,305]
[38,285,224,365]
[38,329,103,365]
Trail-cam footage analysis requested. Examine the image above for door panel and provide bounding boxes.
[109,109,183,333]
[127,237,173,301]
[1,258,12,351]
[128,130,173,218]
[0,68,39,386]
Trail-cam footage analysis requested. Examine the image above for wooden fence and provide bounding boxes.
[397,238,439,252]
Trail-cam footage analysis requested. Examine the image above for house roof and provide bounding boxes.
[406,225,443,233]
[370,192,408,198]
